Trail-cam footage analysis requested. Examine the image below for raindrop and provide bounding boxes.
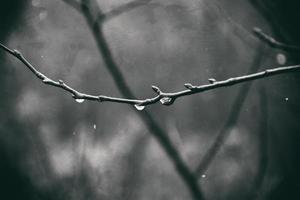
[160,97,173,105]
[93,124,97,129]
[285,97,289,101]
[75,99,85,103]
[134,104,145,111]
[276,53,286,65]
[201,174,206,178]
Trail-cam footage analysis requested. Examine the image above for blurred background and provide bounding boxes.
[0,0,299,199]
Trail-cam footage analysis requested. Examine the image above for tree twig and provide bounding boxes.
[1,42,299,108]
[253,27,300,52]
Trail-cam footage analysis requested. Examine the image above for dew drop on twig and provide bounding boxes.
[134,104,145,111]
[75,99,85,103]
[160,97,173,105]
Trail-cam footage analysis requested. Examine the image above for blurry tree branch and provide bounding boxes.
[253,27,300,52]
[194,45,266,177]
[247,87,269,200]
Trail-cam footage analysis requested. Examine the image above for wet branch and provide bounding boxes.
[1,42,299,108]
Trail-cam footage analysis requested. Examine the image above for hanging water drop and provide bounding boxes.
[93,124,97,129]
[201,174,206,178]
[160,97,173,105]
[134,104,145,111]
[75,98,85,103]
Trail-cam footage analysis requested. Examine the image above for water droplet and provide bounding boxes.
[75,99,85,103]
[134,104,145,111]
[276,53,286,65]
[285,97,289,101]
[160,97,173,105]
[208,78,216,84]
[201,174,206,178]
[93,124,97,129]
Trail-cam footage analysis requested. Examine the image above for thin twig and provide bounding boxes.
[253,27,300,52]
[1,42,300,107]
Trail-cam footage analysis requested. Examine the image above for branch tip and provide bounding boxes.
[151,85,161,94]
[208,78,216,84]
[184,83,195,90]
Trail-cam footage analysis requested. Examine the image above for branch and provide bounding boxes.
[253,27,300,52]
[1,43,300,108]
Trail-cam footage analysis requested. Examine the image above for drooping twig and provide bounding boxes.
[253,27,300,52]
[1,42,300,108]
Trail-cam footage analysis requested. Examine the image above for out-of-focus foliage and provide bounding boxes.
[0,0,299,199]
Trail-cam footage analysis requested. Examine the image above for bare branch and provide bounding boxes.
[253,27,300,52]
[1,43,300,108]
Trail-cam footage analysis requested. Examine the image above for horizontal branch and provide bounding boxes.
[253,27,300,52]
[1,43,300,108]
